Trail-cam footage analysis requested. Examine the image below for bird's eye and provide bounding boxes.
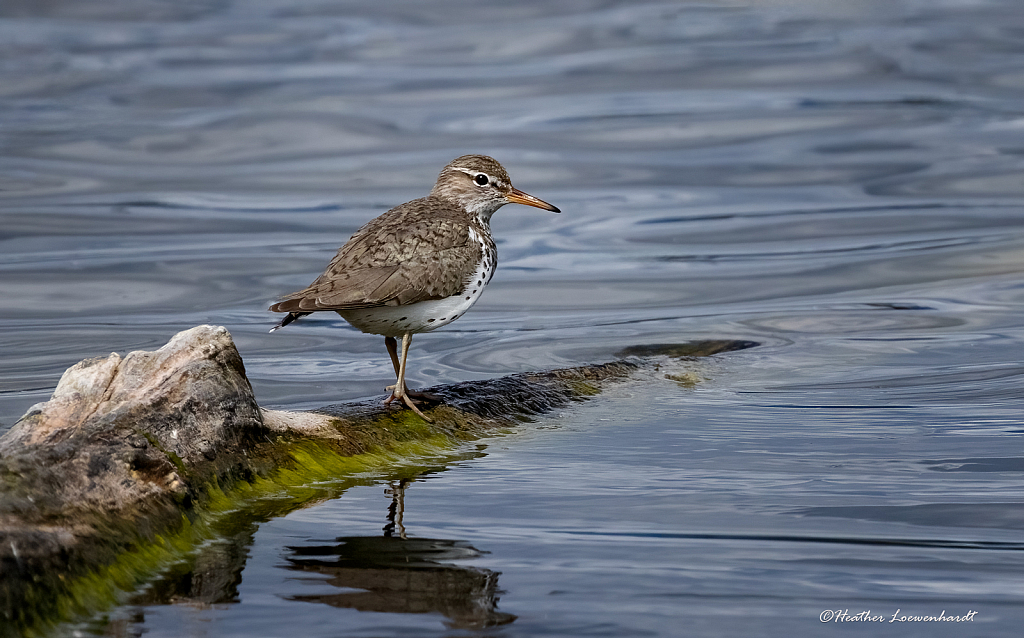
[474,173,489,186]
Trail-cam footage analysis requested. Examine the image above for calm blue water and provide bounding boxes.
[3,0,1024,635]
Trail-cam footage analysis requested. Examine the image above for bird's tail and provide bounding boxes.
[269,311,311,333]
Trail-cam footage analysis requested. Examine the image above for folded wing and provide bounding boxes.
[270,198,480,313]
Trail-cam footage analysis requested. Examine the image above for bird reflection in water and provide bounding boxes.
[283,479,516,629]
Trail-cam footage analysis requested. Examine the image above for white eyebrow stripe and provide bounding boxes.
[451,166,506,189]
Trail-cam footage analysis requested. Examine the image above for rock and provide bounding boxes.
[0,325,265,516]
[261,408,345,439]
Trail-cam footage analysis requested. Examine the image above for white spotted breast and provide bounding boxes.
[337,226,497,337]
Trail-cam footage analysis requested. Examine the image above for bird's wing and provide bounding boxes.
[270,201,482,312]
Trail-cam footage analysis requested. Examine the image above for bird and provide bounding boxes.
[269,154,560,422]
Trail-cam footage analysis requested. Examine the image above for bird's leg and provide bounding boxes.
[384,335,440,405]
[385,335,401,377]
[383,336,400,405]
[384,336,415,405]
[387,332,431,422]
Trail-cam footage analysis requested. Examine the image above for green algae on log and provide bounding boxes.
[0,325,756,636]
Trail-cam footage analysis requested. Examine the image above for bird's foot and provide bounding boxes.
[406,389,442,403]
[384,385,441,405]
[384,384,434,423]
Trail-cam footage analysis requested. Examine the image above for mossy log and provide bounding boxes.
[0,325,755,636]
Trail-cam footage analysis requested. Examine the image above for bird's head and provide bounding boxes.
[431,154,560,222]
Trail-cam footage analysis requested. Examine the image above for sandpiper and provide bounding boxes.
[269,155,559,421]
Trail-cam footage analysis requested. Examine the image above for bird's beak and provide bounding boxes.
[506,186,561,213]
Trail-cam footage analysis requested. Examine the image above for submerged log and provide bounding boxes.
[0,325,756,635]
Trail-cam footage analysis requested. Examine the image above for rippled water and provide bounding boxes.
[4,0,1024,635]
